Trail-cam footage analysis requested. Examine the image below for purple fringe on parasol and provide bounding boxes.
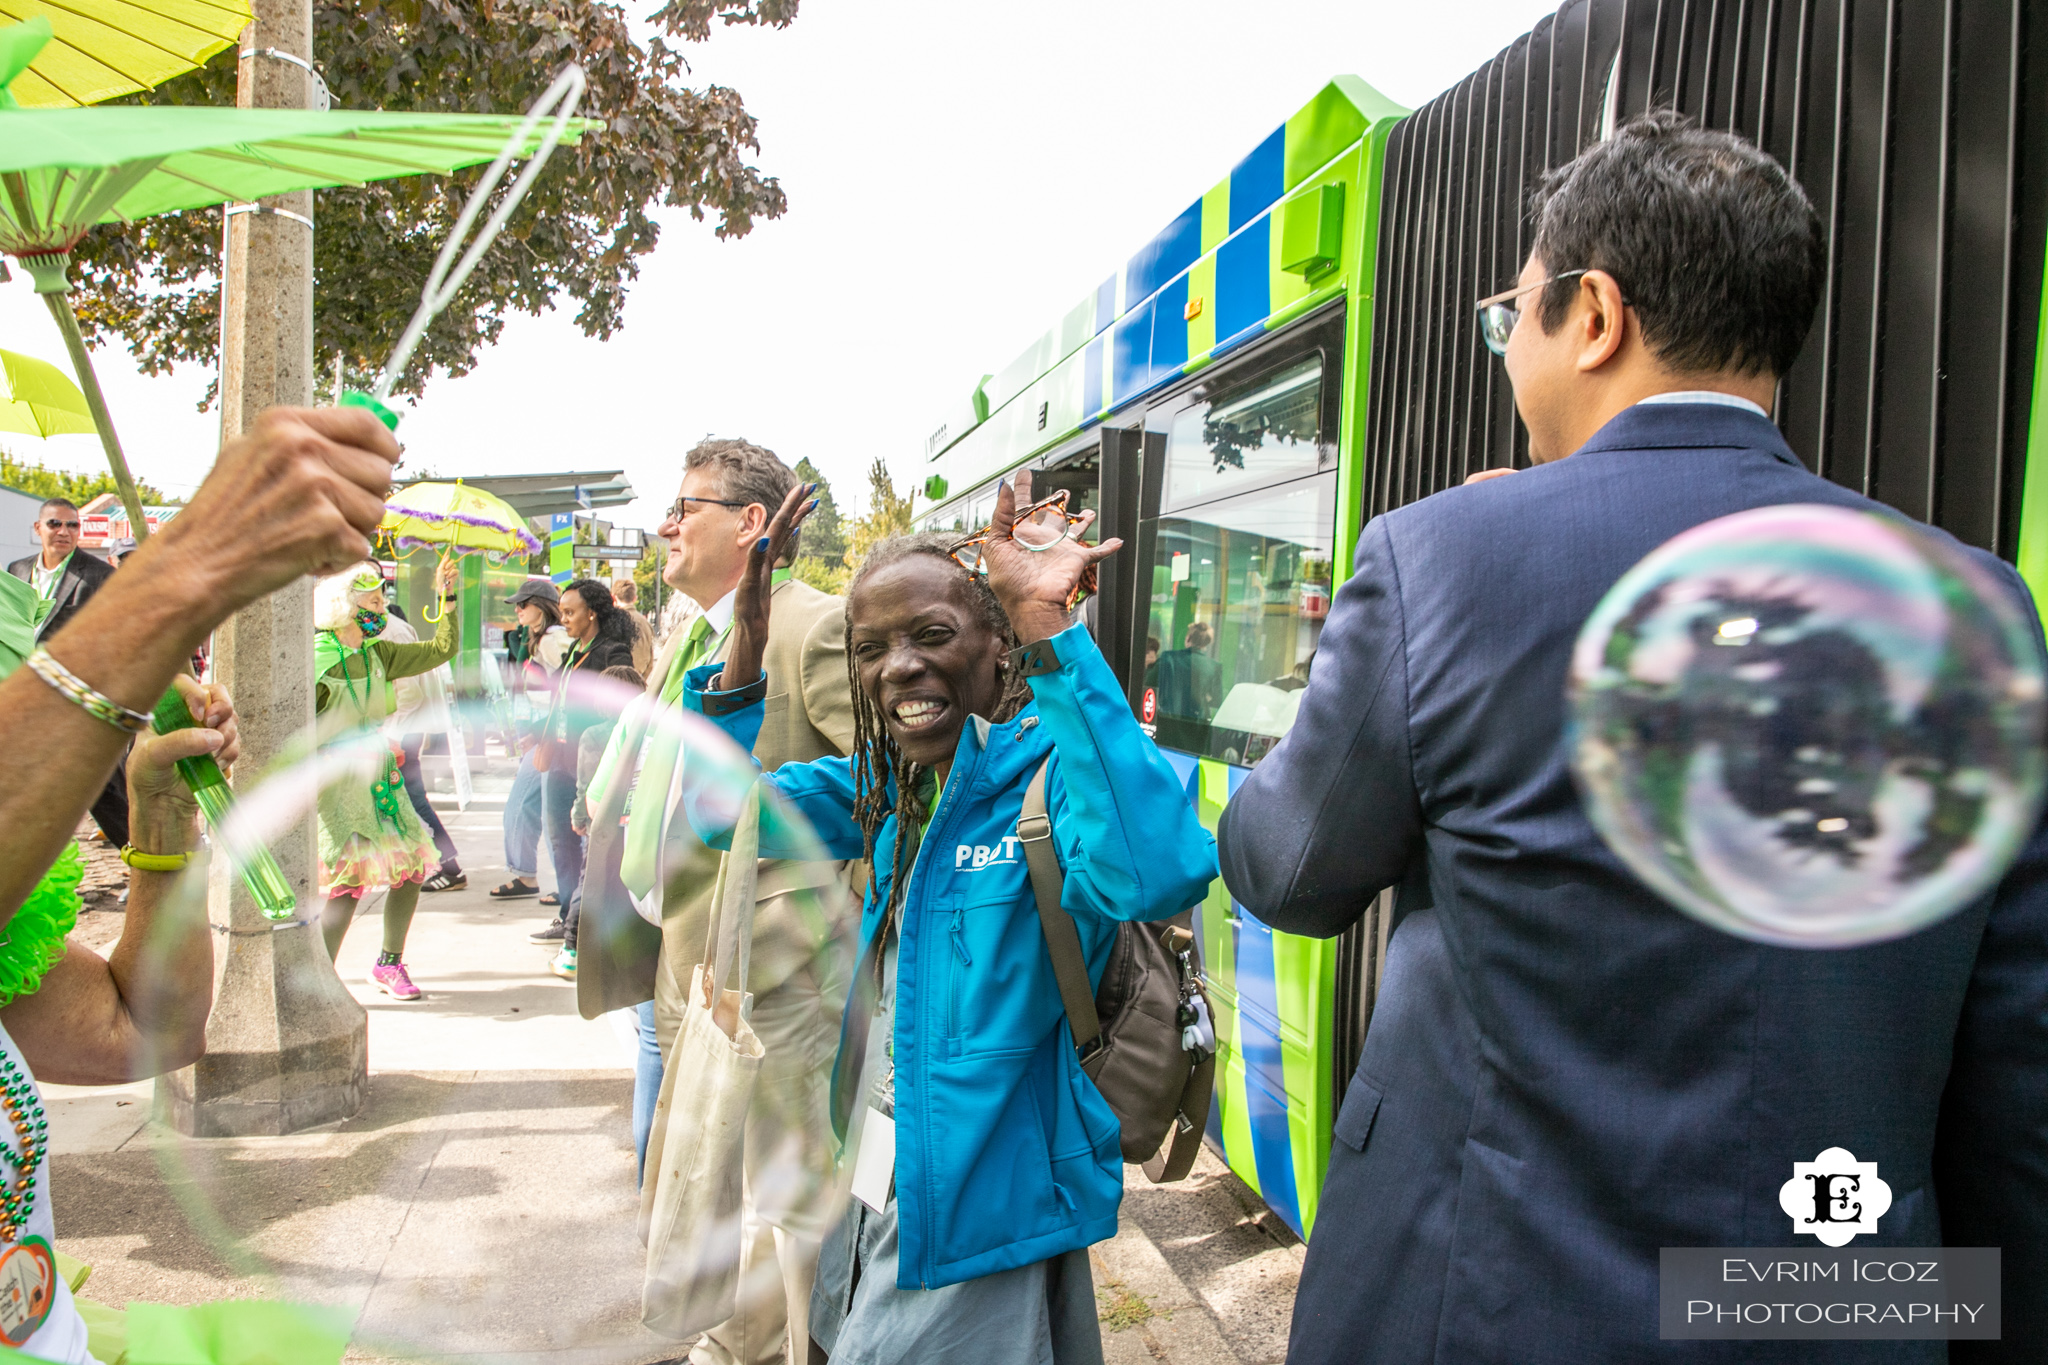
[387,510,542,556]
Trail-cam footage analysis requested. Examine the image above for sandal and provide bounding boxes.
[490,879,539,899]
[539,892,561,908]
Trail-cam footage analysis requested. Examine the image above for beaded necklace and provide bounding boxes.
[0,1052,47,1244]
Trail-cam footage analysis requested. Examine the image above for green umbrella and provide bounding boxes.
[0,24,599,537]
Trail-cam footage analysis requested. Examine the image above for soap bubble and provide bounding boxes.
[91,673,853,1361]
[1568,503,2047,947]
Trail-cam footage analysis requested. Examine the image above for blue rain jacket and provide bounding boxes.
[683,624,1216,1289]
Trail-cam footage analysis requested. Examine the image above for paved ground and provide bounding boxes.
[44,755,1301,1363]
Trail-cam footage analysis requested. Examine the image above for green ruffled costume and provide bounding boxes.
[0,571,80,1004]
[313,609,457,898]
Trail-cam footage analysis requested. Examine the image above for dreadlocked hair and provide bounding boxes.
[845,532,1035,899]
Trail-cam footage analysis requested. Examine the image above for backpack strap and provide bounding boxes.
[1143,1051,1214,1182]
[1020,759,1104,1063]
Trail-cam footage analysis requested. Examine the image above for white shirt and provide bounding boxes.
[1635,390,1769,418]
[699,586,738,637]
[380,615,453,736]
[29,554,68,602]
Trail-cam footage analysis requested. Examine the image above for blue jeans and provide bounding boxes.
[542,765,585,924]
[633,999,663,1182]
[502,749,544,878]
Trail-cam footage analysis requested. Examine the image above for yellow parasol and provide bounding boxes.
[0,2,253,110]
[382,480,542,559]
[0,345,93,437]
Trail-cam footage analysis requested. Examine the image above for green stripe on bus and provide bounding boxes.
[2015,225,2048,621]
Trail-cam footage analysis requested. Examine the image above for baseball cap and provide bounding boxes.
[507,579,560,607]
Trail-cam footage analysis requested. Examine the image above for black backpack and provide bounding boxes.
[1019,761,1216,1182]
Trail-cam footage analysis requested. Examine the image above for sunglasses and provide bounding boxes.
[947,488,1097,608]
[42,519,79,531]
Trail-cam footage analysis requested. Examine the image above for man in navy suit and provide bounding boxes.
[1219,112,2046,1362]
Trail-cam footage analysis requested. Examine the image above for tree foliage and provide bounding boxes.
[66,0,798,406]
[843,458,913,573]
[786,455,848,594]
[0,450,172,507]
[791,457,844,562]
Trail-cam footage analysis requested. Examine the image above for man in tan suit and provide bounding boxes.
[580,438,854,1365]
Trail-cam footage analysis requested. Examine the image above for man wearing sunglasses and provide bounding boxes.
[8,498,112,644]
[10,497,128,845]
[1220,111,2048,1362]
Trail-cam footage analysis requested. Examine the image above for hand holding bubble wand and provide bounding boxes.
[169,65,588,918]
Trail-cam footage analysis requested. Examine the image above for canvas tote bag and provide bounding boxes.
[639,784,765,1340]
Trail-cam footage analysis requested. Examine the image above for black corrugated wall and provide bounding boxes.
[1364,0,2048,559]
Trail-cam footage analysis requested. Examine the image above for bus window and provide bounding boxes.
[1141,472,1334,766]
[1162,355,1327,514]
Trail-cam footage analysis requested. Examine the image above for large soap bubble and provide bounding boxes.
[82,675,853,1361]
[1568,503,2047,947]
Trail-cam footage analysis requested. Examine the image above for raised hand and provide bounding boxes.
[718,481,819,692]
[980,468,1121,646]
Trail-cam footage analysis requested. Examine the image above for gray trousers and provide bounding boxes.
[810,1194,1102,1365]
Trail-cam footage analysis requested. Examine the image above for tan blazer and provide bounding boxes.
[577,577,857,1023]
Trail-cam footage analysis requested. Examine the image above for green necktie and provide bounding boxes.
[620,614,716,897]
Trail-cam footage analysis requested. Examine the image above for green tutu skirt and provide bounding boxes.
[317,737,438,900]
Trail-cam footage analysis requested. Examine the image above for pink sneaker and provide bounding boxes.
[369,961,422,1001]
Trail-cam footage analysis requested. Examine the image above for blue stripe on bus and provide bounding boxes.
[1094,275,1118,336]
[1113,300,1152,407]
[1229,127,1286,232]
[1158,747,1200,800]
[1214,217,1270,343]
[1152,276,1189,377]
[1231,896,1303,1234]
[1127,200,1203,307]
[1082,336,1104,418]
[1212,321,1269,360]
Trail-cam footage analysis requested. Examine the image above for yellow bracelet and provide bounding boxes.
[120,846,193,873]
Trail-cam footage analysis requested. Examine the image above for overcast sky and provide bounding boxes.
[0,0,1558,528]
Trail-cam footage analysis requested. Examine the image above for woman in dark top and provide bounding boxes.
[536,578,637,972]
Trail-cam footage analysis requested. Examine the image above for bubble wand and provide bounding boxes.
[150,690,298,917]
[341,62,588,432]
[161,65,588,918]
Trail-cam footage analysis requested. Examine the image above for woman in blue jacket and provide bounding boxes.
[684,471,1216,1364]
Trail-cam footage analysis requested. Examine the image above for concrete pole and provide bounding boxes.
[158,0,369,1137]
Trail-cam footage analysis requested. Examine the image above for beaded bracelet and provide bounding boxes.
[23,648,152,734]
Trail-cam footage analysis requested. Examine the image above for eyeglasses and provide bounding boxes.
[663,496,747,523]
[947,488,1097,608]
[1474,269,1591,356]
[42,519,79,531]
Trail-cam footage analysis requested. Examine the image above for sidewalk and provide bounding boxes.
[43,755,1300,1363]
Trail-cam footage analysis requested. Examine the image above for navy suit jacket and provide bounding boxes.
[1219,403,2048,1363]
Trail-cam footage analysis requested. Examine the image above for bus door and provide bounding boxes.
[1127,316,1342,1234]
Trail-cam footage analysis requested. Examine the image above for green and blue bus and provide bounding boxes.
[909,0,2048,1239]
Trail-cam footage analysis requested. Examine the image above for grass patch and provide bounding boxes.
[1096,1276,1164,1332]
